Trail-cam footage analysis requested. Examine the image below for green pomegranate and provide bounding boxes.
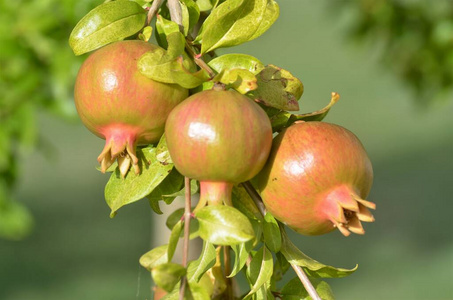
[74,40,188,177]
[165,89,273,206]
[256,121,375,236]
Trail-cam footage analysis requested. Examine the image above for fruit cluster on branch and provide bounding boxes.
[69,1,376,299]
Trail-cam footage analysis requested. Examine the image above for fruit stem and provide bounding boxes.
[199,181,233,206]
[179,176,192,300]
[241,181,322,300]
[146,0,164,25]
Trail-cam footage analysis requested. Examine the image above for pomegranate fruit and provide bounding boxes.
[74,40,188,177]
[256,121,375,236]
[165,89,272,206]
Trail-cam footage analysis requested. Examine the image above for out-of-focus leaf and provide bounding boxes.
[195,205,255,245]
[69,1,146,55]
[139,244,169,271]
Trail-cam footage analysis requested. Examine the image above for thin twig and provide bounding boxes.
[241,181,266,216]
[146,0,164,25]
[167,0,183,33]
[241,181,322,300]
[291,264,322,300]
[179,177,192,300]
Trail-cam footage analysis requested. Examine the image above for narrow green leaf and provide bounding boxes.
[167,220,183,262]
[247,64,303,111]
[139,244,169,271]
[165,207,199,239]
[208,53,265,75]
[69,1,146,55]
[280,277,334,300]
[229,239,253,277]
[272,252,291,283]
[263,212,281,252]
[181,0,200,30]
[195,205,254,245]
[187,241,216,283]
[105,145,173,217]
[152,263,187,292]
[200,0,277,53]
[249,0,279,40]
[155,15,181,49]
[196,0,215,11]
[280,228,358,278]
[244,246,273,300]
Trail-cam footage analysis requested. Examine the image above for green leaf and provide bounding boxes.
[272,252,291,283]
[170,57,211,89]
[188,282,211,300]
[199,0,278,53]
[181,0,200,33]
[280,228,357,278]
[229,239,253,277]
[231,185,264,221]
[138,26,153,42]
[166,207,200,240]
[195,205,255,245]
[187,241,216,283]
[155,16,181,49]
[265,92,341,133]
[105,145,174,217]
[152,262,187,292]
[247,64,303,111]
[208,53,265,75]
[249,0,279,40]
[244,246,273,300]
[217,69,258,94]
[196,0,215,11]
[263,212,281,253]
[69,1,146,55]
[147,169,184,213]
[280,277,334,300]
[139,244,169,271]
[167,220,183,262]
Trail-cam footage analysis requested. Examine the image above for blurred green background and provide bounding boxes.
[1,0,452,299]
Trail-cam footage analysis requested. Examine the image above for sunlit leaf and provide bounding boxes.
[167,220,183,262]
[69,1,146,55]
[105,143,173,217]
[199,0,279,53]
[195,205,254,245]
[247,64,303,111]
[140,244,169,271]
[208,53,265,75]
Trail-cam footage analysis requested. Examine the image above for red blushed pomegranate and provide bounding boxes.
[74,40,188,177]
[256,121,375,236]
[165,89,273,206]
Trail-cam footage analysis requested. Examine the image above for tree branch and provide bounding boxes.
[146,0,164,25]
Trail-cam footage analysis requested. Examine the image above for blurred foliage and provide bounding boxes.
[0,0,97,239]
[334,0,453,105]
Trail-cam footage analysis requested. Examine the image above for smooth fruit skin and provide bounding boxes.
[165,89,273,206]
[256,121,375,236]
[74,40,188,176]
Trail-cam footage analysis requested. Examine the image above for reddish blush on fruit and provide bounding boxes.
[256,121,375,236]
[74,40,188,177]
